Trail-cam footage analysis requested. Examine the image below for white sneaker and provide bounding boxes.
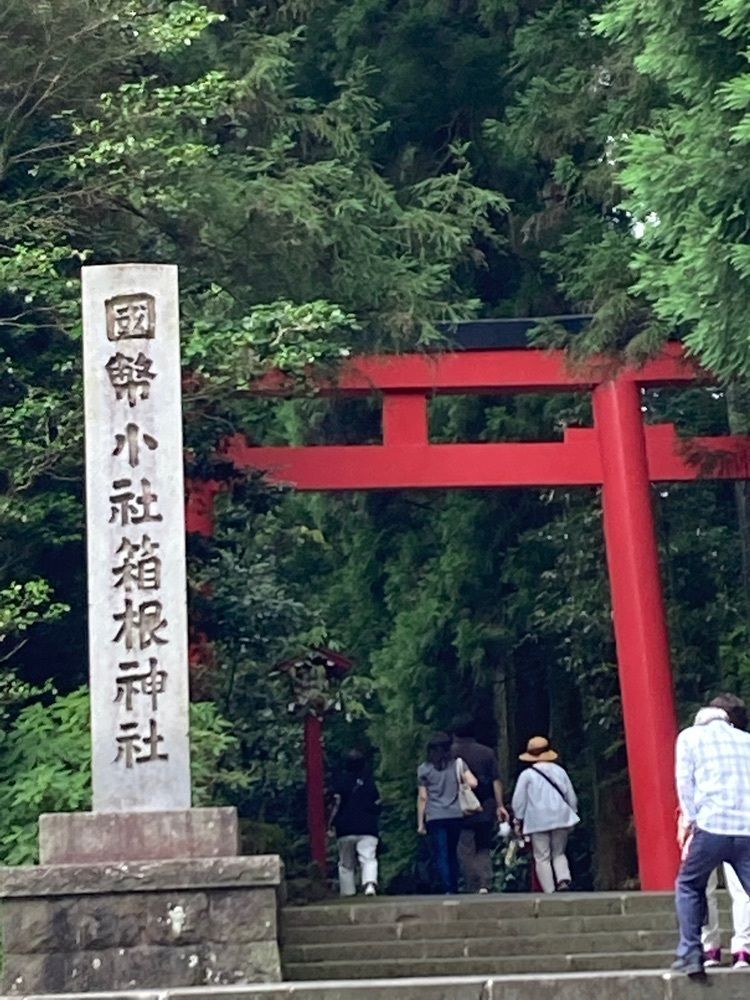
[478,888,489,894]
[732,951,750,969]
[364,882,377,896]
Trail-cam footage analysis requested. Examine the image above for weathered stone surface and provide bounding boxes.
[5,969,747,1000]
[668,970,750,998]
[0,856,284,994]
[171,981,487,1000]
[283,945,675,980]
[0,854,282,897]
[4,945,204,994]
[3,938,280,994]
[209,888,278,943]
[280,892,680,930]
[2,891,213,953]
[484,971,665,1000]
[81,263,191,813]
[284,910,678,947]
[284,927,676,964]
[139,891,210,946]
[39,809,239,865]
[203,942,282,984]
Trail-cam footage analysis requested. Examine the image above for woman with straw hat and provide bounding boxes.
[511,736,579,893]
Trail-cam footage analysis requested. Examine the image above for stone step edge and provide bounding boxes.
[280,894,691,926]
[282,924,679,946]
[283,948,675,970]
[0,967,742,1000]
[283,895,676,913]
[283,928,678,953]
[287,947,675,962]
[281,912,685,942]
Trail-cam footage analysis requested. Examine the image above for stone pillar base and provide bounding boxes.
[39,807,239,864]
[0,855,284,994]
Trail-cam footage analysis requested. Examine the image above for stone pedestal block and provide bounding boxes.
[0,855,283,994]
[39,807,239,864]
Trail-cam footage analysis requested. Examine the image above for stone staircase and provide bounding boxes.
[4,893,745,1000]
[280,891,722,981]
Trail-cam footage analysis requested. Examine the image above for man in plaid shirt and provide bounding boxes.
[673,694,750,976]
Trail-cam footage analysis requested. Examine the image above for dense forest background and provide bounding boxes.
[2,0,750,889]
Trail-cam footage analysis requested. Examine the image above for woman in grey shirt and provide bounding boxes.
[417,732,478,893]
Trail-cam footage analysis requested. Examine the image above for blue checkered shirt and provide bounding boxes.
[675,719,750,835]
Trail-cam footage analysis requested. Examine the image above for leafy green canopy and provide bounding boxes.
[0,0,502,869]
[0,0,502,660]
[595,0,750,379]
[2,0,749,890]
[0,689,245,864]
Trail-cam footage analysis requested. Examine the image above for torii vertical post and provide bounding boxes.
[593,377,680,888]
[304,715,327,869]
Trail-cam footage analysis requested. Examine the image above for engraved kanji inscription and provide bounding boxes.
[109,478,163,526]
[115,717,169,768]
[113,423,158,469]
[113,598,168,650]
[105,352,157,406]
[114,657,167,711]
[106,294,155,341]
[112,535,161,591]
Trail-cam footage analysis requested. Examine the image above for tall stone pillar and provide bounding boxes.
[0,265,284,993]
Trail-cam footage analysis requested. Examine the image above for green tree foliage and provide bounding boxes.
[595,0,750,379]
[2,0,750,892]
[0,687,245,864]
[0,0,501,870]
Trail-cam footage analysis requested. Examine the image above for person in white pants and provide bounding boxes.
[336,834,379,896]
[511,736,580,893]
[703,864,750,968]
[328,750,381,896]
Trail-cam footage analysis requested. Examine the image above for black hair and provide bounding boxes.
[710,693,748,731]
[426,732,453,770]
[344,750,366,774]
[451,716,475,739]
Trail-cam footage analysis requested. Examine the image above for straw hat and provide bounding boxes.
[519,736,558,763]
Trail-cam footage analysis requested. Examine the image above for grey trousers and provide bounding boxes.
[457,824,494,892]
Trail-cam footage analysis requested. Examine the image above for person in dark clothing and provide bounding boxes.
[328,750,380,896]
[417,732,478,894]
[452,717,510,893]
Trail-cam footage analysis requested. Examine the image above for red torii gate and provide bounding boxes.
[187,327,750,891]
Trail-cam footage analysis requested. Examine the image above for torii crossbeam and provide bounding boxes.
[187,321,750,891]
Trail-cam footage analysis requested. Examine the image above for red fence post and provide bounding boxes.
[304,714,327,870]
[593,378,680,890]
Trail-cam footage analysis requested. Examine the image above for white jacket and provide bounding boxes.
[512,762,580,835]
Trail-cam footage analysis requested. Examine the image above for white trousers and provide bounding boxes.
[702,863,750,954]
[337,834,378,896]
[531,829,571,893]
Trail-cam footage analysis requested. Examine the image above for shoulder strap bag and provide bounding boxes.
[455,758,482,815]
[532,764,571,807]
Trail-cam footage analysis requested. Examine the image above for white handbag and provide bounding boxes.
[455,758,482,815]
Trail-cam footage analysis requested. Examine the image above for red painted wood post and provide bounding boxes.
[304,714,327,870]
[185,479,221,536]
[382,392,428,445]
[593,377,680,890]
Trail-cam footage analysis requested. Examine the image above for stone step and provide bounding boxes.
[3,969,750,1000]
[281,892,681,929]
[283,948,676,980]
[283,909,678,945]
[284,927,677,964]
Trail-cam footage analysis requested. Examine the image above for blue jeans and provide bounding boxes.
[676,829,750,958]
[426,818,464,894]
